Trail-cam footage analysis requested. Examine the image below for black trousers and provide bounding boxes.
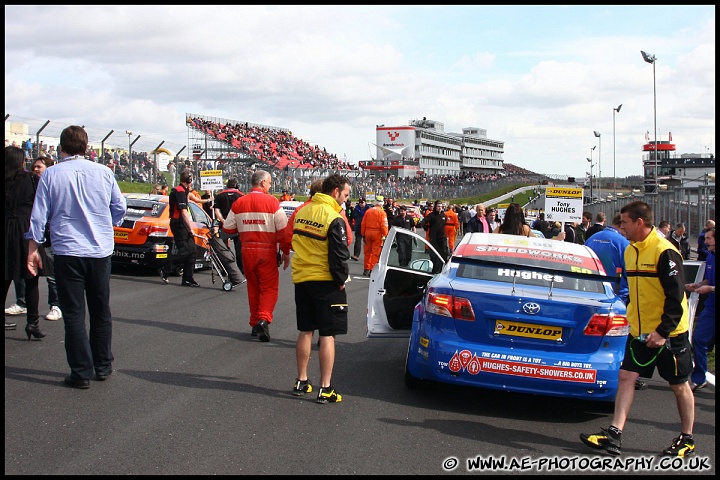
[55,255,113,380]
[167,219,196,280]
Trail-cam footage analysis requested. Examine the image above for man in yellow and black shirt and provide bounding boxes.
[290,174,350,404]
[581,201,694,458]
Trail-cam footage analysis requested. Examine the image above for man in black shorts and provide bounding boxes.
[290,174,351,404]
[581,201,695,457]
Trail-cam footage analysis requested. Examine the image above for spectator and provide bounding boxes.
[30,155,63,322]
[458,205,472,236]
[531,212,548,236]
[27,126,127,389]
[563,222,577,243]
[575,211,592,245]
[5,146,45,335]
[666,223,691,260]
[494,203,531,236]
[486,207,500,233]
[350,198,369,261]
[150,184,162,194]
[467,204,490,233]
[361,196,389,276]
[685,227,714,392]
[696,220,715,261]
[391,205,416,267]
[585,213,629,305]
[222,170,292,342]
[585,212,606,240]
[291,174,351,404]
[280,189,293,201]
[656,220,672,239]
[418,200,449,273]
[582,200,694,457]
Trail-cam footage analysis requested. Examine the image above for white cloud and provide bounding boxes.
[4,5,715,179]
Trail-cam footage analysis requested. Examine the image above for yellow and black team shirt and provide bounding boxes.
[291,192,350,285]
[624,227,689,339]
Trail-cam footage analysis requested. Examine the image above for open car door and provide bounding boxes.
[366,226,446,338]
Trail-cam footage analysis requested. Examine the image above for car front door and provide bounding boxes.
[366,226,446,338]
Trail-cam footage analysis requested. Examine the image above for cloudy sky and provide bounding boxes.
[5,5,715,179]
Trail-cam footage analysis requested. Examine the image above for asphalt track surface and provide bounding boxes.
[5,256,715,475]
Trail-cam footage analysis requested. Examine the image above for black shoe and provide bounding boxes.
[63,376,90,389]
[351,256,359,261]
[181,279,200,287]
[252,320,270,342]
[362,270,370,276]
[662,433,695,457]
[580,426,622,455]
[95,370,113,381]
[158,268,169,284]
[25,321,46,340]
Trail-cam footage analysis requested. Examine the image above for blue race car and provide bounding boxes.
[366,227,628,403]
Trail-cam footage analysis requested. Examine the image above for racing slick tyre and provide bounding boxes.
[404,339,427,389]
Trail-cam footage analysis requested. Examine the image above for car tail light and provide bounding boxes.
[138,225,170,237]
[583,313,629,336]
[426,292,475,321]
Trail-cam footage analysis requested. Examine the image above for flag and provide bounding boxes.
[645,131,650,141]
[669,132,672,142]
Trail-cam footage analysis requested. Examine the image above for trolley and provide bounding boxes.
[195,232,245,291]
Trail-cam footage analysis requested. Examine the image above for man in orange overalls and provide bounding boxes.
[360,197,388,276]
[444,204,460,253]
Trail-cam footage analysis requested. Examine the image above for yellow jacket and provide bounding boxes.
[624,227,689,338]
[291,192,350,285]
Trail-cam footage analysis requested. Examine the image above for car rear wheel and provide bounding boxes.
[404,339,426,389]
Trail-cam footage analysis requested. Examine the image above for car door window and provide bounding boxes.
[188,203,209,226]
[388,228,443,274]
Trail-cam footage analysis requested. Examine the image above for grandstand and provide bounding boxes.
[186,113,357,173]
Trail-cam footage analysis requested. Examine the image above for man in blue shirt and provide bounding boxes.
[585,213,630,305]
[27,125,126,389]
[685,227,715,392]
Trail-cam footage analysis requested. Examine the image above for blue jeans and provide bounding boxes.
[55,255,114,380]
[691,308,715,385]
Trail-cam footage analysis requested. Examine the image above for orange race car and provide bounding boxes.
[112,193,212,274]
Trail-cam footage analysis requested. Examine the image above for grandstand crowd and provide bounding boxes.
[9,116,548,202]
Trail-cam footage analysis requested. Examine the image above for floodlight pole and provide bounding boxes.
[612,104,622,200]
[641,51,658,193]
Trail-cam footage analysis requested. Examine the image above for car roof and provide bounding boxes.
[123,193,168,203]
[453,232,603,275]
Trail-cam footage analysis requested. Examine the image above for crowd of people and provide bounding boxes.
[5,124,715,442]
[187,116,359,171]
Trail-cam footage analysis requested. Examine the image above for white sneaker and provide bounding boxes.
[46,305,63,321]
[5,304,27,315]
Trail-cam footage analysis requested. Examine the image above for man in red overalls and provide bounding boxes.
[222,170,291,342]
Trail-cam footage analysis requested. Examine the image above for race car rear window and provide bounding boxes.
[456,263,605,293]
[125,200,167,219]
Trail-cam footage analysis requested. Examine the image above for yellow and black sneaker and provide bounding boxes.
[292,378,313,396]
[316,385,342,404]
[662,434,695,457]
[580,426,621,455]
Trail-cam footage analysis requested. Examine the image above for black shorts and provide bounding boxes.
[620,332,692,385]
[295,281,348,337]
